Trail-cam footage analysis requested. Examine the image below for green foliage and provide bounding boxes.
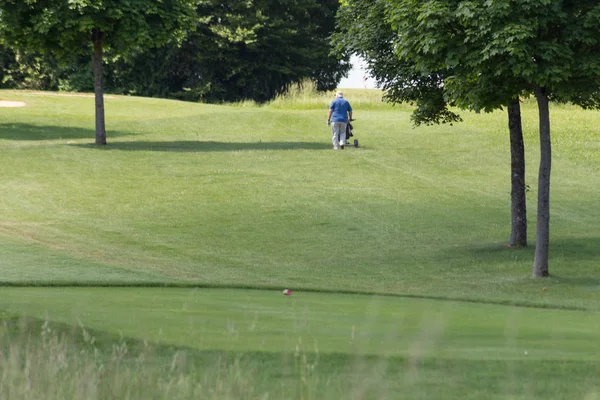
[384,0,600,106]
[333,0,461,125]
[0,42,91,91]
[0,0,350,103]
[0,1,200,94]
[0,0,198,57]
[336,0,600,117]
[104,0,350,103]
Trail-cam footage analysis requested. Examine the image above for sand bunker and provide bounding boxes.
[0,100,26,108]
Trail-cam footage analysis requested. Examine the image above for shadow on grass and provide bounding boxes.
[447,237,600,285]
[0,124,334,151]
[0,123,130,141]
[71,140,332,152]
[451,236,600,261]
[551,237,600,262]
[550,275,600,289]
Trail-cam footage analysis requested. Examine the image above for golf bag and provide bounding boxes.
[338,122,359,148]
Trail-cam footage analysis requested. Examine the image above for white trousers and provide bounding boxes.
[332,122,347,149]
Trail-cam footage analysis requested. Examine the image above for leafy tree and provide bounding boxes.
[0,0,198,145]
[379,0,600,276]
[333,0,461,126]
[101,0,349,103]
[334,0,527,248]
[0,41,68,90]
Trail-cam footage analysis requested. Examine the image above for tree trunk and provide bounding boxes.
[507,99,527,247]
[92,28,107,145]
[532,87,551,277]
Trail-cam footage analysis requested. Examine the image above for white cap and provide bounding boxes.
[336,91,344,98]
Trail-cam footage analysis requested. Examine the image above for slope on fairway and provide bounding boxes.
[1,90,600,310]
[0,287,598,361]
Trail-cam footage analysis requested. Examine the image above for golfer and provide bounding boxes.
[327,91,353,150]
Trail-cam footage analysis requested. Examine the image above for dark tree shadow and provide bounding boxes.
[71,140,332,152]
[1,124,335,151]
[550,275,600,289]
[452,237,600,262]
[551,237,600,262]
[0,123,130,140]
[446,237,600,287]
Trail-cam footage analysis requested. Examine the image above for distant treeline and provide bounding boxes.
[0,0,349,103]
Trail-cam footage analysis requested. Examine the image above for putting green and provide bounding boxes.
[0,287,598,361]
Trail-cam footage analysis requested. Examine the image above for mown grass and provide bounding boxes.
[1,90,600,308]
[1,288,599,360]
[1,89,600,398]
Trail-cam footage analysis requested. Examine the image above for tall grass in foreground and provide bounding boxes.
[0,318,338,400]
[2,317,599,400]
[0,321,283,400]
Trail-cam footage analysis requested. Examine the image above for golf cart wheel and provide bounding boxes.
[353,139,359,148]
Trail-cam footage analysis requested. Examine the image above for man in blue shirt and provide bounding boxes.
[327,91,353,150]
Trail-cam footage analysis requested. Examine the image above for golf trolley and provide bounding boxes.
[339,120,359,148]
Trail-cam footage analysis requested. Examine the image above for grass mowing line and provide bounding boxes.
[0,282,591,312]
